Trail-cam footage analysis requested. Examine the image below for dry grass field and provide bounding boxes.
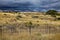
[0,12,60,40]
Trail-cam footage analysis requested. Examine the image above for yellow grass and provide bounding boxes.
[0,12,60,40]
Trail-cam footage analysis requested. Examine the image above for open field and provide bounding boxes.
[0,12,60,40]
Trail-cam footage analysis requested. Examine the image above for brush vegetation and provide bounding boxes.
[0,10,60,40]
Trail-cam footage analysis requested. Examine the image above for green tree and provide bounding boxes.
[46,10,58,20]
[46,10,58,17]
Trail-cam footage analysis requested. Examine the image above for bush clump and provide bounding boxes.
[16,15,22,20]
[25,22,34,34]
[57,18,60,20]
[32,16,39,18]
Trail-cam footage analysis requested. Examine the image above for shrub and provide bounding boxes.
[0,26,2,32]
[46,10,58,21]
[46,10,58,17]
[16,15,22,20]
[57,18,60,20]
[25,22,34,34]
[32,16,39,18]
[4,14,7,15]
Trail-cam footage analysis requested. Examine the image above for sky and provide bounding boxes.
[0,0,60,12]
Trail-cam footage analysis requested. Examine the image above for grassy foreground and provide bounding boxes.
[0,12,60,40]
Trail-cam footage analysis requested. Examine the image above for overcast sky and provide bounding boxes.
[0,0,60,12]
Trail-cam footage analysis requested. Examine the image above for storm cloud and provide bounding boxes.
[0,0,60,12]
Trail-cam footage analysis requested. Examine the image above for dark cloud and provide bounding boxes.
[0,0,60,12]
